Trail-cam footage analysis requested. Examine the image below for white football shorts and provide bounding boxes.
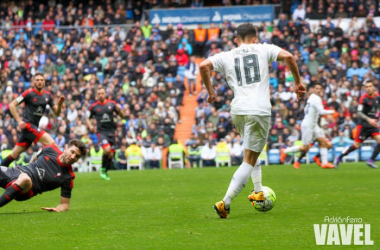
[232,114,271,152]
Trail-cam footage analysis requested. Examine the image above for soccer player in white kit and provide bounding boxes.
[282,83,335,169]
[200,23,306,218]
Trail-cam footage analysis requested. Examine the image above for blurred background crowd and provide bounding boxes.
[0,0,380,168]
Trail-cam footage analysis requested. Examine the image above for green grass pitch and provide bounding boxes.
[0,163,379,249]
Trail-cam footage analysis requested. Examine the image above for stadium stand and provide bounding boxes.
[1,0,380,168]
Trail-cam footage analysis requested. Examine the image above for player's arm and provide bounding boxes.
[9,98,25,129]
[41,196,70,212]
[199,59,217,104]
[277,50,305,100]
[51,96,65,116]
[86,107,95,132]
[29,149,43,163]
[358,104,377,127]
[315,101,334,115]
[115,104,124,119]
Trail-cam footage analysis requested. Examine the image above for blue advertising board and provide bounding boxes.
[149,5,274,26]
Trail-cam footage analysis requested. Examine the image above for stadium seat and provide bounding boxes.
[177,66,186,78]
[89,133,98,144]
[360,146,373,161]
[168,152,184,169]
[268,149,281,164]
[97,72,104,83]
[328,149,334,162]
[33,22,42,35]
[127,155,144,170]
[24,81,31,89]
[126,10,133,19]
[215,152,231,167]
[165,77,175,82]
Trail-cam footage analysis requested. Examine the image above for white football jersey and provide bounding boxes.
[302,93,333,128]
[208,43,282,115]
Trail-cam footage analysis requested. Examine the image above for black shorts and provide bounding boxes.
[355,124,380,143]
[0,167,34,201]
[97,133,115,152]
[16,123,45,149]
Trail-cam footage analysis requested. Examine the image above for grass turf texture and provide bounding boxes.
[0,162,379,249]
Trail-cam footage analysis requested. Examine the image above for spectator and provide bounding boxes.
[331,130,354,147]
[292,4,306,21]
[185,56,199,96]
[201,141,216,166]
[144,142,162,169]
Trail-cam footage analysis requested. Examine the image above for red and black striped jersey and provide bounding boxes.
[89,100,117,134]
[15,89,55,126]
[19,145,75,198]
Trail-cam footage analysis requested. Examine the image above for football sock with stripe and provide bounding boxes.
[0,183,24,207]
[1,155,15,167]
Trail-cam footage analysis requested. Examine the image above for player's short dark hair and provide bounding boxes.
[33,73,44,81]
[314,83,323,88]
[97,86,106,92]
[365,80,374,86]
[237,23,257,40]
[68,139,87,159]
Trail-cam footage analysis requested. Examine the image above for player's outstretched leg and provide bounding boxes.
[100,154,111,180]
[0,173,31,207]
[334,144,358,169]
[214,161,253,218]
[294,151,307,169]
[1,155,15,167]
[248,159,265,204]
[320,148,334,169]
[367,144,380,169]
[313,152,321,166]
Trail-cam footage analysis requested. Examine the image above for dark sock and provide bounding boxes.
[105,157,113,172]
[370,144,380,160]
[340,145,357,159]
[1,155,15,167]
[297,151,307,163]
[101,154,107,169]
[315,152,321,158]
[0,183,23,207]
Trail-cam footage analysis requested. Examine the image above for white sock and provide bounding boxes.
[320,148,328,164]
[223,162,253,208]
[251,159,263,193]
[284,145,300,154]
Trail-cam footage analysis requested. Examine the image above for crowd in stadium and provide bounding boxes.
[1,0,380,168]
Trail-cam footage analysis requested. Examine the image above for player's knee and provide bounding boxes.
[17,173,32,191]
[300,145,310,152]
[40,134,55,145]
[12,151,21,159]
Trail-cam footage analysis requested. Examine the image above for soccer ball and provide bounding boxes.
[253,186,276,212]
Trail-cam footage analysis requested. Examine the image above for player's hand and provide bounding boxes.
[206,93,217,104]
[58,96,65,105]
[295,83,306,101]
[41,207,60,212]
[368,118,378,127]
[18,120,26,130]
